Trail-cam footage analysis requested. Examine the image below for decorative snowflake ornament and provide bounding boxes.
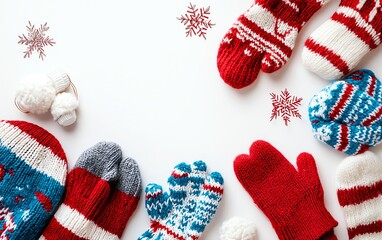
[177,3,215,39]
[270,89,303,126]
[18,21,55,60]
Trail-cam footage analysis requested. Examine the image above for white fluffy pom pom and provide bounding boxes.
[219,217,257,240]
[15,75,56,114]
[50,92,79,126]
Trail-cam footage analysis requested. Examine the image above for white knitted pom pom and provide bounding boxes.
[219,217,256,240]
[15,75,56,114]
[50,92,79,126]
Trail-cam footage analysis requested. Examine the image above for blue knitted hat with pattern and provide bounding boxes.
[0,120,67,239]
[309,69,382,155]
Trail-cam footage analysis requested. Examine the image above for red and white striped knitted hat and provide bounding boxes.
[336,151,382,239]
[0,120,67,239]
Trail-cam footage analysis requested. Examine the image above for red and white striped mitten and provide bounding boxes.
[303,0,382,80]
[336,151,382,239]
[217,0,331,89]
[41,142,142,240]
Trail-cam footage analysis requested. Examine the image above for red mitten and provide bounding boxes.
[41,142,141,239]
[234,140,337,239]
[217,0,331,89]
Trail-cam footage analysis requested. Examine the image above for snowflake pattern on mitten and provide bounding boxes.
[138,161,224,240]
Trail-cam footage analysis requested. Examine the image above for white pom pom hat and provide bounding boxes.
[15,69,79,127]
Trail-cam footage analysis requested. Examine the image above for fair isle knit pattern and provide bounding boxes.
[0,120,67,240]
[41,142,142,240]
[336,151,382,239]
[138,161,224,240]
[302,0,382,80]
[309,69,382,155]
[217,0,330,89]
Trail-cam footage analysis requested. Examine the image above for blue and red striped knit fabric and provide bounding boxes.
[139,160,224,240]
[309,69,382,155]
[0,120,67,239]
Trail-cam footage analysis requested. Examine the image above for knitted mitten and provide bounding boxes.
[303,0,382,80]
[41,142,141,239]
[234,140,338,240]
[309,69,382,155]
[217,0,330,89]
[336,151,382,239]
[138,160,224,240]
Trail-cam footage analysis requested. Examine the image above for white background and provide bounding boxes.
[1,0,382,239]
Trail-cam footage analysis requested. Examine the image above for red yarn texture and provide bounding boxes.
[303,0,382,79]
[217,1,325,89]
[234,140,338,239]
[42,168,139,239]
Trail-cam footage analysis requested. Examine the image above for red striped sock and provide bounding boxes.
[303,0,382,80]
[217,0,329,89]
[336,151,382,239]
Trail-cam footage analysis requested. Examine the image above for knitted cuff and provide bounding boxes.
[301,0,330,23]
[274,195,338,240]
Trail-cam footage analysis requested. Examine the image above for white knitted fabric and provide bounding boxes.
[336,151,382,239]
[47,69,70,93]
[219,217,256,240]
[302,0,382,80]
[50,92,79,126]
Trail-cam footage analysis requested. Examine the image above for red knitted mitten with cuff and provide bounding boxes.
[217,0,330,89]
[234,140,338,239]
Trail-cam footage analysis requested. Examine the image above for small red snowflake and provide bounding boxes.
[177,3,215,39]
[270,89,303,126]
[18,21,56,60]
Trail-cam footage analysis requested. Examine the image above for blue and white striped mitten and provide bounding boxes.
[138,160,224,240]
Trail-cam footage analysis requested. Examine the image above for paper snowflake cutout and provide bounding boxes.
[270,89,303,126]
[177,3,215,39]
[18,21,56,60]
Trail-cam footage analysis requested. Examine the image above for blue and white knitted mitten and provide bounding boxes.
[309,69,382,155]
[138,160,224,240]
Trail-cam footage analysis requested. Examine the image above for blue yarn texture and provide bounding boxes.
[0,120,67,240]
[309,69,382,155]
[138,160,224,240]
[0,146,64,239]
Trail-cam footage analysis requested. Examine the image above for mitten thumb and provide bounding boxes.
[296,152,324,198]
